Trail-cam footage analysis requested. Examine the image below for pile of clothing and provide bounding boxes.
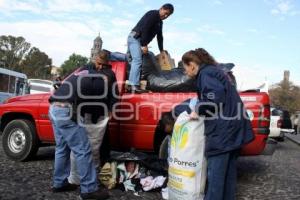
[99,151,168,195]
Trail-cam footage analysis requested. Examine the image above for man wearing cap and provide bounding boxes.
[48,50,118,200]
[127,3,174,93]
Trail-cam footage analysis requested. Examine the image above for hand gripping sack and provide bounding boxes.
[168,111,207,200]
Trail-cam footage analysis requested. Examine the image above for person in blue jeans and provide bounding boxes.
[48,51,115,200]
[127,3,174,93]
[49,106,100,196]
[181,48,254,200]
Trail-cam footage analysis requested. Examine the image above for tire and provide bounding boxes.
[153,129,168,155]
[159,135,171,159]
[274,136,285,142]
[2,119,39,161]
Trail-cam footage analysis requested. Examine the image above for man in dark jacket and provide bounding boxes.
[127,3,174,93]
[48,51,118,200]
[67,51,119,186]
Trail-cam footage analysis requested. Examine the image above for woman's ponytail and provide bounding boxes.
[182,48,217,66]
[194,48,217,66]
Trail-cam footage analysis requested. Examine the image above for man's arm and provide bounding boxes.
[107,71,119,112]
[157,22,164,52]
[140,11,159,47]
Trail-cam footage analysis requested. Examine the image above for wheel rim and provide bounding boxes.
[7,128,26,153]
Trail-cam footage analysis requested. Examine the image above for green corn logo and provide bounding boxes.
[171,123,189,149]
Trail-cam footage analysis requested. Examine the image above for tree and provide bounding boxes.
[0,35,53,79]
[60,53,88,77]
[0,35,31,71]
[269,80,300,114]
[22,47,52,79]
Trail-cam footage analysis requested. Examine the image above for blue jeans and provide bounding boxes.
[204,150,239,200]
[127,33,142,86]
[49,105,98,194]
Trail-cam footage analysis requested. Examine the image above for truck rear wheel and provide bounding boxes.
[159,135,171,159]
[2,119,39,161]
[154,128,171,159]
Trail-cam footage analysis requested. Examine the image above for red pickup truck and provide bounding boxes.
[0,61,270,161]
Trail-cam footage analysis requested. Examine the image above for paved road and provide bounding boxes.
[1,137,300,200]
[286,132,300,145]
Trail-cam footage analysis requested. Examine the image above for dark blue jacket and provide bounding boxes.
[49,63,119,122]
[195,65,254,157]
[132,10,163,51]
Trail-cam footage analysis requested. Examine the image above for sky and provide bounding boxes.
[0,0,299,90]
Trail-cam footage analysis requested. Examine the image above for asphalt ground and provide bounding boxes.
[1,137,300,200]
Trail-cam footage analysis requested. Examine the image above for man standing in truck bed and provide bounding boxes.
[127,3,174,93]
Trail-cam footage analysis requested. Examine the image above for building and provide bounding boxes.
[51,66,60,76]
[284,70,290,82]
[90,33,103,62]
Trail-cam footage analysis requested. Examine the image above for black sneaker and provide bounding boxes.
[129,85,148,94]
[80,189,109,200]
[51,182,78,193]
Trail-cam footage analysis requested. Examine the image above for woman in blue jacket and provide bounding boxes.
[181,48,254,200]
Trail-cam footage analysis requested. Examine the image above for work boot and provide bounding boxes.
[129,85,148,94]
[51,182,78,193]
[80,189,109,200]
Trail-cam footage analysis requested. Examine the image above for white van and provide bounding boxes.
[27,79,53,94]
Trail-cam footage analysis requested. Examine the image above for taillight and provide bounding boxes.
[277,119,282,128]
[259,104,270,128]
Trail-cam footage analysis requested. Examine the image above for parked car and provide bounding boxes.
[269,107,294,141]
[26,79,54,94]
[0,61,271,161]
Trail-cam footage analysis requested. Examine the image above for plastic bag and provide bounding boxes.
[146,69,197,92]
[141,53,197,92]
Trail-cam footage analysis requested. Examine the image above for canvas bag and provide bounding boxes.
[156,51,174,70]
[168,111,207,200]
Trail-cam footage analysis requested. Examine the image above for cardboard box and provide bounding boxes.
[156,51,174,70]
